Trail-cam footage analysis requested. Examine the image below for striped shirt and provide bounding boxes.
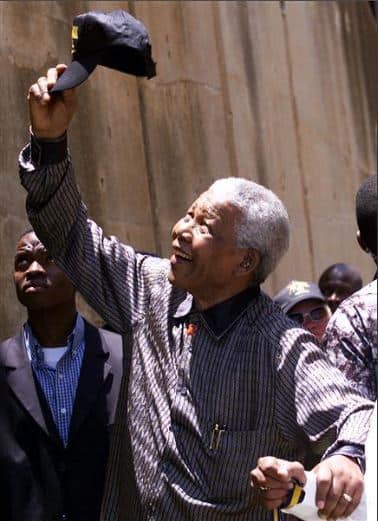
[24,313,85,446]
[19,137,374,520]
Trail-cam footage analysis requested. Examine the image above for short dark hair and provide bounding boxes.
[356,174,377,257]
[318,263,363,291]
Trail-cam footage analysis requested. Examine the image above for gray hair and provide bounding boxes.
[209,177,290,284]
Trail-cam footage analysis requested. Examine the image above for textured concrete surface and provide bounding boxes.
[0,1,376,337]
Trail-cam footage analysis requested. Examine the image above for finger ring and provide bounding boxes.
[342,492,353,503]
[259,486,270,491]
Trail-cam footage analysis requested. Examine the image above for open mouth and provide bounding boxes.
[176,251,192,261]
[171,247,193,263]
[23,282,48,293]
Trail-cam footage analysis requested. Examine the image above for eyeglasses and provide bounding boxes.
[288,306,329,325]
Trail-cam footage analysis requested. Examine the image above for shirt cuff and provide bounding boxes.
[325,445,365,473]
[30,131,68,167]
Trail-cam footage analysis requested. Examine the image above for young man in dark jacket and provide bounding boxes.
[0,229,123,521]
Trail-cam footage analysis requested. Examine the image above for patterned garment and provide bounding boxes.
[19,138,373,521]
[323,280,377,401]
[24,313,85,446]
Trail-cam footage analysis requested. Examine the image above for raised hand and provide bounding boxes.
[27,64,77,139]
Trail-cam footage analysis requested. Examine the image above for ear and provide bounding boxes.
[356,229,370,254]
[236,249,260,276]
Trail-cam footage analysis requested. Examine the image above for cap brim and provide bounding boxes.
[51,57,98,93]
[284,296,324,313]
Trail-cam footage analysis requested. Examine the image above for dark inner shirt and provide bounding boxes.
[198,286,261,336]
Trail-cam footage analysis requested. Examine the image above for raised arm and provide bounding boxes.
[20,65,165,332]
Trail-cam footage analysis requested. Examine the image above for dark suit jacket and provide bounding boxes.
[0,366,45,521]
[0,320,123,521]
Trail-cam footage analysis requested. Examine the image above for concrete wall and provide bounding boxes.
[0,1,376,337]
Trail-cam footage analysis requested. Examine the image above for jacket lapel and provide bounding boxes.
[68,322,111,443]
[3,332,49,435]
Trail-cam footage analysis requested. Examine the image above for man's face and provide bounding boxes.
[319,268,362,313]
[14,231,75,311]
[168,190,249,309]
[287,298,331,341]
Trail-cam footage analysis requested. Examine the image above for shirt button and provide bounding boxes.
[60,408,66,415]
[58,373,64,379]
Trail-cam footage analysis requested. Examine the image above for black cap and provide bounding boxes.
[274,281,326,314]
[51,10,156,93]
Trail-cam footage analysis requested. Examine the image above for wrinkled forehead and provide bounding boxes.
[191,191,216,213]
[192,190,240,220]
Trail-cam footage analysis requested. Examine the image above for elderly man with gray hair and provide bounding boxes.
[18,64,373,521]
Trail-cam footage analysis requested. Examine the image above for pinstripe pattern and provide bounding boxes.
[24,314,85,446]
[19,143,374,520]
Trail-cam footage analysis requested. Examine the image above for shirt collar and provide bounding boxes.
[172,286,261,336]
[201,286,261,336]
[24,313,85,365]
[173,293,194,319]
